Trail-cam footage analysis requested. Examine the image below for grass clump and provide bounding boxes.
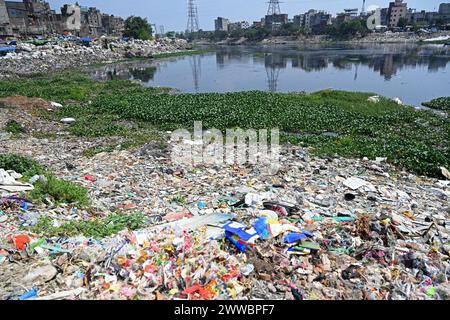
[0,72,144,103]
[4,120,25,134]
[422,97,450,111]
[152,49,210,59]
[171,194,187,205]
[0,154,89,206]
[30,175,89,206]
[0,154,46,177]
[28,212,147,238]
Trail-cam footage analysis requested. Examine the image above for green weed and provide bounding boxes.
[422,97,450,110]
[0,154,89,206]
[4,120,25,134]
[28,212,148,238]
[1,75,448,177]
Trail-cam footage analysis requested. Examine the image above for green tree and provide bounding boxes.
[327,19,368,39]
[210,30,228,41]
[325,24,339,37]
[397,17,408,29]
[230,28,245,38]
[244,27,270,41]
[124,16,153,40]
[274,23,302,36]
[175,32,186,39]
[165,31,176,39]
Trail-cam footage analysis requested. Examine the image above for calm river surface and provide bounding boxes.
[87,43,450,107]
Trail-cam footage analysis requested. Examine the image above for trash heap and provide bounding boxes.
[0,38,190,79]
[0,111,449,299]
[111,38,190,58]
[0,149,449,300]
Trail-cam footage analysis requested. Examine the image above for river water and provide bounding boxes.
[87,43,450,107]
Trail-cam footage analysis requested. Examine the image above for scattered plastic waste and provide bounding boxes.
[60,118,76,124]
[197,202,207,209]
[224,221,259,252]
[284,232,308,244]
[368,95,380,103]
[13,234,31,250]
[84,175,97,183]
[240,264,255,276]
[0,135,448,300]
[0,169,34,192]
[19,288,39,300]
[0,38,191,79]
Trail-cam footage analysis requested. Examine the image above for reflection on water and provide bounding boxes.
[190,55,201,92]
[86,44,450,106]
[129,67,157,82]
[89,62,157,82]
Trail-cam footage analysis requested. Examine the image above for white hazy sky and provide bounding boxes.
[41,0,446,31]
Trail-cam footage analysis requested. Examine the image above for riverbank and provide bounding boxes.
[194,31,450,46]
[1,73,448,177]
[0,74,449,300]
[0,38,193,79]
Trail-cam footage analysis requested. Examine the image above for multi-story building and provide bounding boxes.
[439,3,450,15]
[252,21,262,28]
[336,9,359,25]
[252,18,265,28]
[102,14,124,36]
[214,17,229,32]
[388,0,408,28]
[265,13,288,30]
[80,7,102,37]
[26,0,55,34]
[293,14,305,28]
[56,4,81,35]
[380,8,389,26]
[438,3,450,23]
[229,21,249,31]
[293,10,331,33]
[310,11,332,33]
[304,10,316,31]
[336,8,359,25]
[0,0,124,37]
[5,0,27,35]
[4,0,55,36]
[344,8,359,17]
[407,8,450,26]
[0,0,11,36]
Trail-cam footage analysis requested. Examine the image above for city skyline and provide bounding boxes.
[40,0,446,32]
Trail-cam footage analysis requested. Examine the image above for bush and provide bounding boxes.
[0,154,89,206]
[31,175,89,206]
[0,154,46,177]
[422,97,450,110]
[5,120,25,134]
[124,16,153,40]
[326,19,368,39]
[28,213,147,238]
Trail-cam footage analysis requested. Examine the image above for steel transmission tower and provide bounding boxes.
[267,0,281,15]
[187,0,199,33]
[361,0,366,14]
